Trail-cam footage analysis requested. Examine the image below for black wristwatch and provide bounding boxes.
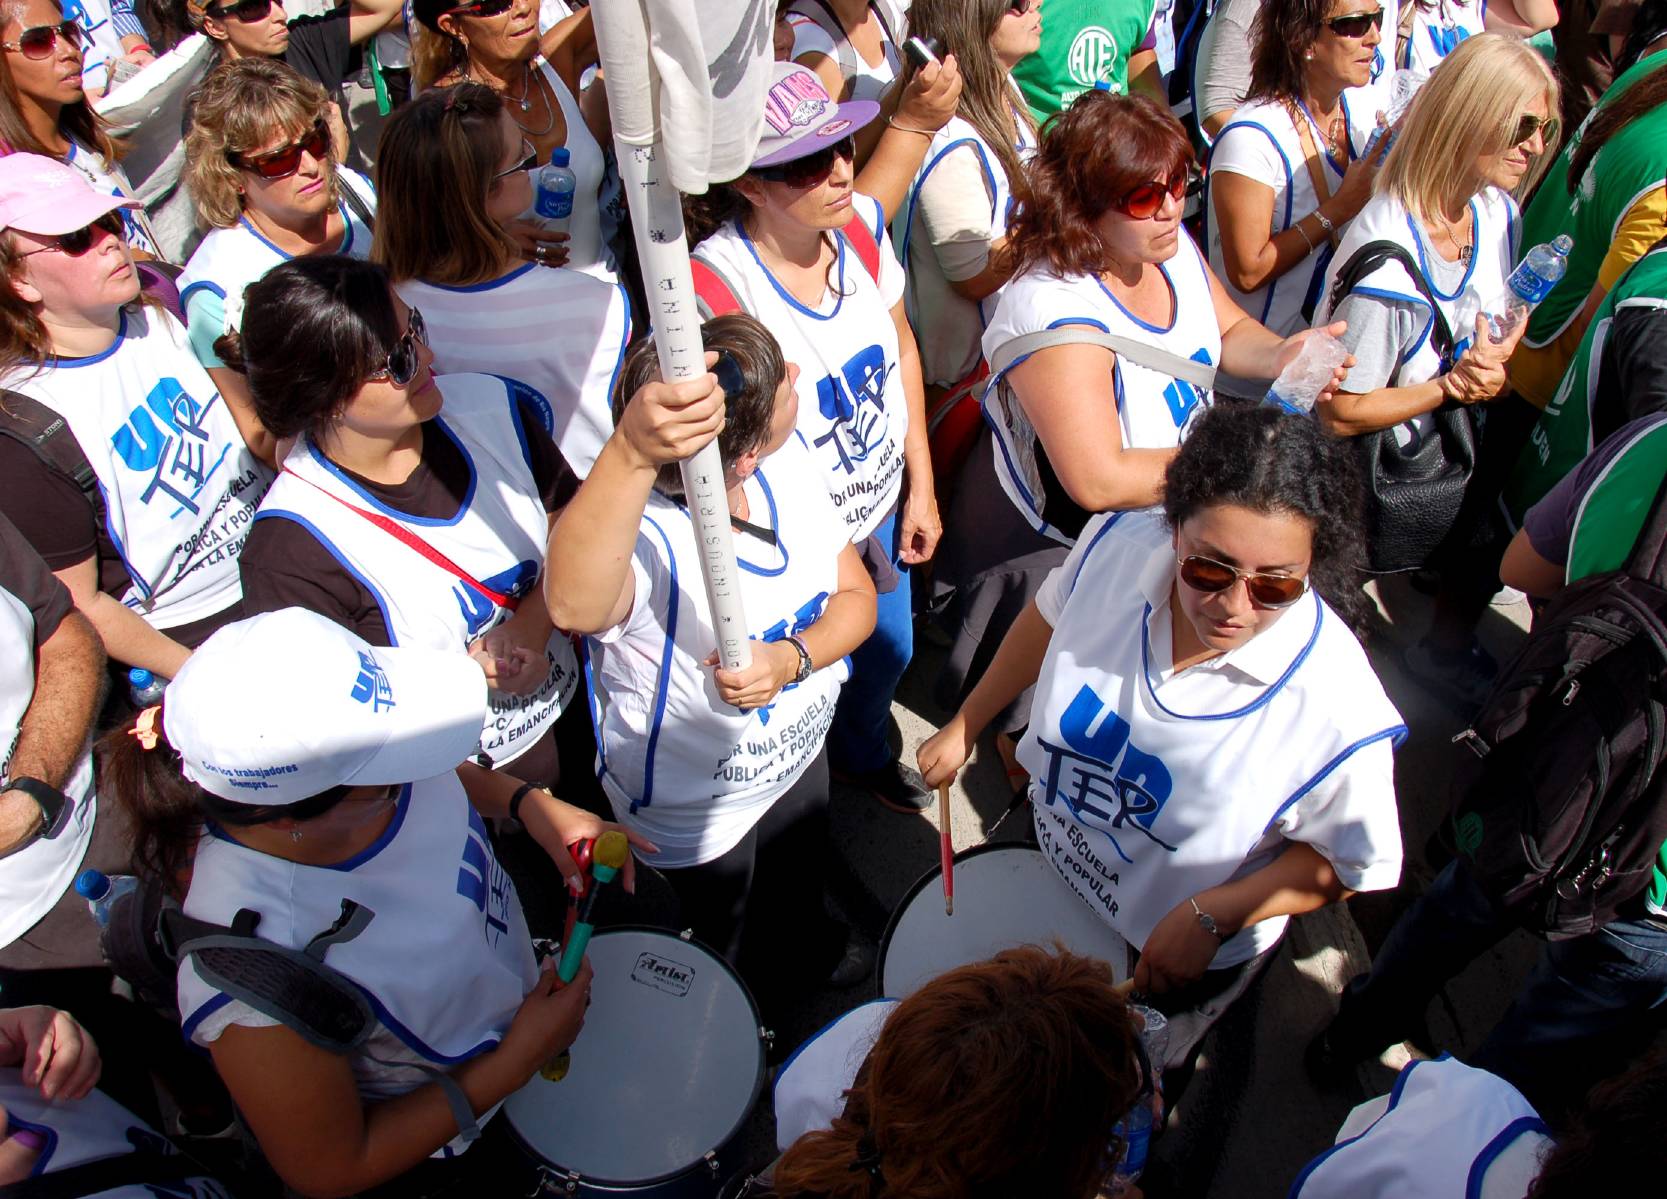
[785,635,814,685]
[3,777,71,841]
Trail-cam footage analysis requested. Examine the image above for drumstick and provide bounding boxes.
[937,782,954,916]
[542,831,631,1083]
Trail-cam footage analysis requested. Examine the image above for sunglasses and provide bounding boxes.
[1324,7,1385,39]
[231,119,331,180]
[368,308,429,387]
[1509,113,1559,149]
[1177,553,1308,609]
[1114,171,1189,220]
[18,211,125,258]
[208,0,277,22]
[1006,0,1037,12]
[753,134,856,188]
[495,136,538,179]
[448,0,516,17]
[2,19,83,59]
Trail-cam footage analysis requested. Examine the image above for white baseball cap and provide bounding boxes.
[163,608,488,806]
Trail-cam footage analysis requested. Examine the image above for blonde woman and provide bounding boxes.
[1316,32,1558,699]
[177,57,376,467]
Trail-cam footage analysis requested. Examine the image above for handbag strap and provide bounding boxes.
[280,467,520,610]
[1325,238,1456,378]
[339,173,376,234]
[986,325,1218,391]
[0,1150,211,1199]
[1287,101,1337,244]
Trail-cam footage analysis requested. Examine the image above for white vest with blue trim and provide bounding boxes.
[253,373,578,768]
[0,307,271,629]
[1291,1056,1552,1199]
[1401,0,1488,76]
[1020,512,1405,967]
[773,1000,896,1152]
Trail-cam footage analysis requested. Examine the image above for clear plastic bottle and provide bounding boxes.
[532,147,577,237]
[1264,330,1350,414]
[127,667,166,707]
[1486,234,1574,343]
[1109,1006,1172,1192]
[74,869,138,928]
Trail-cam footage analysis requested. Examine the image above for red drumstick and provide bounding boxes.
[938,782,954,916]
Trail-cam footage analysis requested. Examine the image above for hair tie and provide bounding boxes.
[130,705,162,751]
[850,1131,884,1180]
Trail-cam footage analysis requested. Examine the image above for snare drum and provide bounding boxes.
[879,843,1131,998]
[504,927,767,1196]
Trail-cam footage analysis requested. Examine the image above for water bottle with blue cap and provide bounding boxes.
[1487,234,1574,343]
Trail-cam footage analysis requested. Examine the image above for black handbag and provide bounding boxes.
[1327,240,1479,573]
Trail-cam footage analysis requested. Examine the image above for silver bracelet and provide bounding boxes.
[1189,896,1226,942]
[1292,218,1317,252]
[1311,208,1336,241]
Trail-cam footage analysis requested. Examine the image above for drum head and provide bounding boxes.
[505,928,765,1185]
[879,844,1130,998]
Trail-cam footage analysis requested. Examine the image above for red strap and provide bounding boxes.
[691,258,742,317]
[840,207,883,286]
[281,467,520,610]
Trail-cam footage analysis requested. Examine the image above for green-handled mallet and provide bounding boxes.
[558,830,628,982]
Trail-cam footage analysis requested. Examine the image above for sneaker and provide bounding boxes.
[1491,584,1528,608]
[827,933,877,989]
[1401,639,1498,711]
[834,759,933,813]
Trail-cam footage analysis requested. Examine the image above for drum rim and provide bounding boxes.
[504,923,769,1188]
[876,841,1051,999]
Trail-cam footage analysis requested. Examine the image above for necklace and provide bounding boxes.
[1434,207,1474,266]
[1300,93,1346,160]
[471,60,557,136]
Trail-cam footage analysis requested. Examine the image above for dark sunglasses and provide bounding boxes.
[230,119,331,180]
[1510,113,1559,149]
[448,0,515,17]
[1006,0,1037,12]
[753,134,856,188]
[1325,7,1385,39]
[368,308,429,387]
[18,211,125,258]
[1177,553,1308,609]
[1114,171,1189,220]
[2,19,83,59]
[208,0,277,23]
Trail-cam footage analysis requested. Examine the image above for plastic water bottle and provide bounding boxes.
[533,147,577,236]
[1109,1005,1172,1192]
[75,869,138,928]
[1265,330,1350,414]
[1487,234,1574,343]
[128,668,166,707]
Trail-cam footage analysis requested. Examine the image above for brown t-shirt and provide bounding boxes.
[0,433,128,597]
[238,401,577,645]
[0,508,75,651]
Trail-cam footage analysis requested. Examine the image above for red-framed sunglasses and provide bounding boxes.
[1114,171,1189,221]
[1177,553,1309,609]
[447,0,515,17]
[753,134,857,188]
[2,19,82,59]
[229,119,331,180]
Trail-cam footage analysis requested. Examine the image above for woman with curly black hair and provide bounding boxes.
[919,400,1405,1100]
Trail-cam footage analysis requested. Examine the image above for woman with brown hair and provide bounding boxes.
[0,0,159,256]
[373,82,629,475]
[762,946,1144,1198]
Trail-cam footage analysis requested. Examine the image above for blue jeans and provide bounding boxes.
[829,509,913,773]
[1332,859,1667,1117]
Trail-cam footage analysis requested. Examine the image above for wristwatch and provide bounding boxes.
[785,635,814,685]
[1189,896,1226,943]
[3,777,71,841]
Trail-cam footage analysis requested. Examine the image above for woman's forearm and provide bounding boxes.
[797,588,878,677]
[1197,841,1350,939]
[1318,379,1448,437]
[957,599,1053,736]
[1217,314,1291,381]
[856,125,933,225]
[543,435,658,634]
[80,592,190,678]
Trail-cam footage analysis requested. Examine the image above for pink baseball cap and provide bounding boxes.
[751,62,880,170]
[0,153,139,239]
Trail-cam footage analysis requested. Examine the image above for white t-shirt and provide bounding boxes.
[1022,511,1405,968]
[178,169,378,370]
[66,140,160,259]
[1292,1056,1552,1199]
[589,434,852,868]
[787,2,902,104]
[694,195,910,542]
[397,264,631,476]
[1208,96,1373,336]
[774,1000,895,1152]
[0,307,272,631]
[980,230,1220,544]
[178,772,537,1157]
[1401,0,1488,76]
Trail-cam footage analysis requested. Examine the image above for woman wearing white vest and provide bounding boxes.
[545,314,878,1004]
[0,154,270,679]
[686,62,939,812]
[101,608,642,1197]
[1208,0,1391,347]
[920,403,1405,1095]
[177,58,377,469]
[1399,1,1558,78]
[374,82,631,477]
[231,256,588,795]
[981,89,1351,547]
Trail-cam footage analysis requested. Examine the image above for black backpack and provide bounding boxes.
[1444,474,1667,939]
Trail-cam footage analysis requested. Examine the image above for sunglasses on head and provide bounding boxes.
[448,0,515,17]
[1177,553,1309,609]
[230,119,331,180]
[1324,7,1385,39]
[2,19,83,59]
[18,211,125,258]
[1509,112,1559,149]
[368,308,429,387]
[1114,171,1189,220]
[753,134,856,188]
[208,0,277,23]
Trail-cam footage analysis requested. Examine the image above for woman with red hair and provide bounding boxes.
[980,90,1349,546]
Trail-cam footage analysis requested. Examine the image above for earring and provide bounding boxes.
[290,828,303,843]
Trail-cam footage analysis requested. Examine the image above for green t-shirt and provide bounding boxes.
[1519,49,1667,348]
[1010,0,1157,120]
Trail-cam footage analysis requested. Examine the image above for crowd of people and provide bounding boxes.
[3,0,1667,1195]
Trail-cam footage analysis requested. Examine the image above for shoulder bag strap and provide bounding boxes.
[1326,238,1455,371]
[986,326,1218,391]
[840,209,884,286]
[789,0,859,87]
[0,389,107,534]
[339,173,376,235]
[1623,467,1667,586]
[691,256,745,318]
[279,466,519,610]
[0,1152,213,1199]
[1396,0,1417,71]
[1287,100,1338,246]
